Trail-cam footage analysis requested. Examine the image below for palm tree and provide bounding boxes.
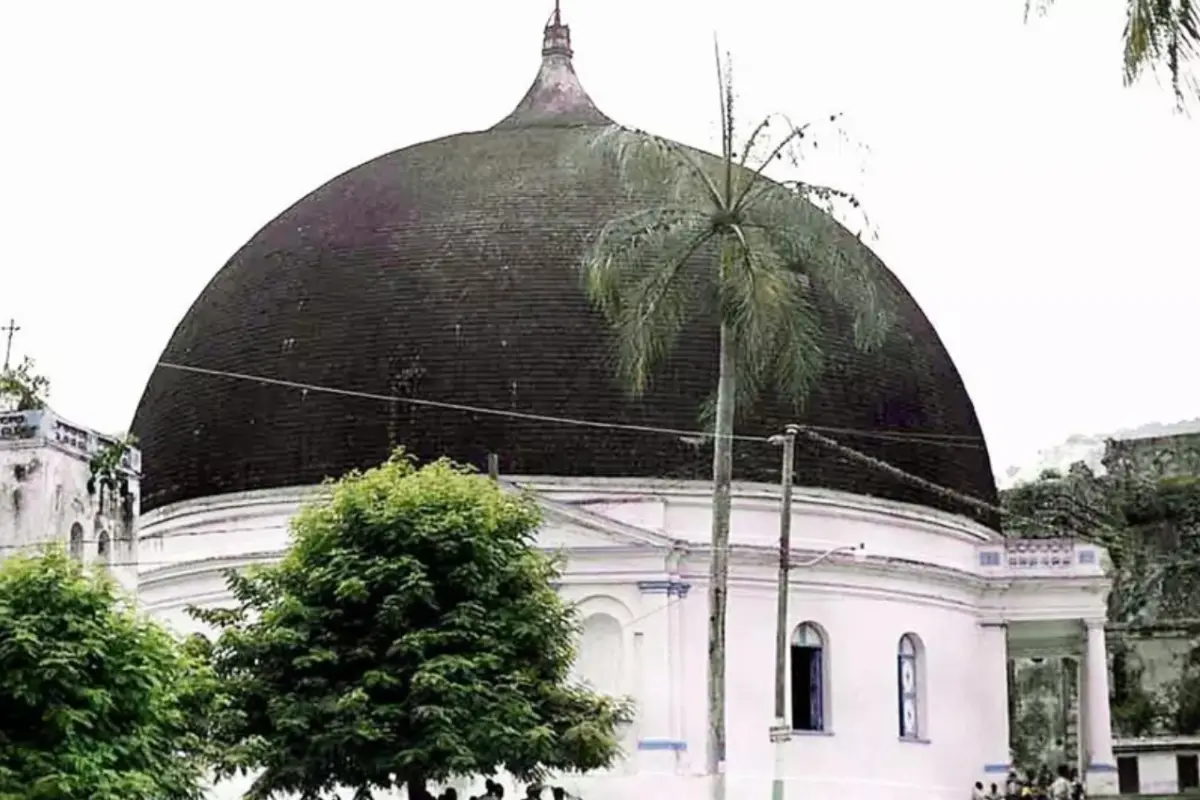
[570,45,895,797]
[1026,0,1198,109]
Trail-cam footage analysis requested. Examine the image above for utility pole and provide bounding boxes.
[769,424,799,800]
[2,318,19,371]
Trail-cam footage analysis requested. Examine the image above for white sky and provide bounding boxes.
[1,0,1196,481]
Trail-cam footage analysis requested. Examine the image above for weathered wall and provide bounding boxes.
[1105,432,1200,480]
[0,408,140,591]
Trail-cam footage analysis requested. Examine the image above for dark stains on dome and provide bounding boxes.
[130,7,999,528]
[491,4,612,129]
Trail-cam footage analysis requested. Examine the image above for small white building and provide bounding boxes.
[0,406,140,592]
[1113,735,1200,795]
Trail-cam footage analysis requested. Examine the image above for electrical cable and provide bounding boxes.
[156,361,986,448]
[152,361,1004,516]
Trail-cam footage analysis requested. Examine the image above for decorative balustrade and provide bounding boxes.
[977,538,1103,575]
[0,408,141,474]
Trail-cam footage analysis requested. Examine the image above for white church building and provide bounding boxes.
[0,6,1118,800]
[1,405,1117,800]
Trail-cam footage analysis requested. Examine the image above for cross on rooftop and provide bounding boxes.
[2,318,19,371]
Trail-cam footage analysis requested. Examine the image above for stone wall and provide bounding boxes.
[1104,432,1200,480]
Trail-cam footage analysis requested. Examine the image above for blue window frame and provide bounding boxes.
[898,634,920,739]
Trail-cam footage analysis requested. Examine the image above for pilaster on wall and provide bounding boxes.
[979,622,1012,781]
[635,576,689,773]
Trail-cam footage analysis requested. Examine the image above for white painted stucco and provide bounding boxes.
[135,477,1116,800]
[0,407,140,592]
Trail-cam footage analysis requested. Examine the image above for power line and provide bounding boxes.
[155,360,1007,519]
[798,426,1006,517]
[155,361,985,449]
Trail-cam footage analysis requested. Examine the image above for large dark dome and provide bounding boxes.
[131,10,998,527]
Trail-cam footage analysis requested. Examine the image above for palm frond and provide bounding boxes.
[581,210,715,396]
[731,116,812,212]
[1029,0,1198,109]
[1124,0,1200,105]
[715,42,737,206]
[742,182,893,353]
[723,226,825,409]
[567,125,728,211]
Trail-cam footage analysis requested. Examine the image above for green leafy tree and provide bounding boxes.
[0,547,214,800]
[1025,0,1198,109]
[569,45,893,778]
[192,452,632,800]
[0,355,50,411]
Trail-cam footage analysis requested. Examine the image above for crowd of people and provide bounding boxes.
[974,765,1086,800]
[429,780,574,800]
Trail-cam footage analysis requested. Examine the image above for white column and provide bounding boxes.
[671,579,691,771]
[1083,619,1118,795]
[635,580,679,772]
[978,622,1012,782]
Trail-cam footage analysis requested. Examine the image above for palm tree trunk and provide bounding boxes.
[706,319,736,800]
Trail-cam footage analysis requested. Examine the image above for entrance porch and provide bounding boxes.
[977,538,1115,795]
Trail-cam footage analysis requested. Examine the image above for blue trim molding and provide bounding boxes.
[637,579,691,597]
[1087,763,1118,773]
[983,764,1012,774]
[637,738,687,751]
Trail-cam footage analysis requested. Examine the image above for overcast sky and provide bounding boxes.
[2,0,1196,481]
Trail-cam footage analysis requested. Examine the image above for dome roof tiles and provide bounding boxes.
[131,8,999,527]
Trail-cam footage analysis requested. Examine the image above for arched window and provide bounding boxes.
[790,622,827,732]
[97,531,110,564]
[898,633,924,739]
[68,523,84,560]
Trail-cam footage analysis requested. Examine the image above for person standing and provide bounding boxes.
[1049,765,1072,800]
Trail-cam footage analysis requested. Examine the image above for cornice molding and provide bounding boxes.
[138,550,284,588]
[133,483,1104,620]
[140,478,997,550]
[516,476,1000,542]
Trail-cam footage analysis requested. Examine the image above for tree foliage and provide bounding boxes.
[193,452,632,800]
[0,356,50,411]
[0,547,214,800]
[568,47,894,425]
[1025,0,1199,109]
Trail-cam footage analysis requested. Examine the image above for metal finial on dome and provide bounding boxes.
[542,1,572,58]
[490,3,612,129]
